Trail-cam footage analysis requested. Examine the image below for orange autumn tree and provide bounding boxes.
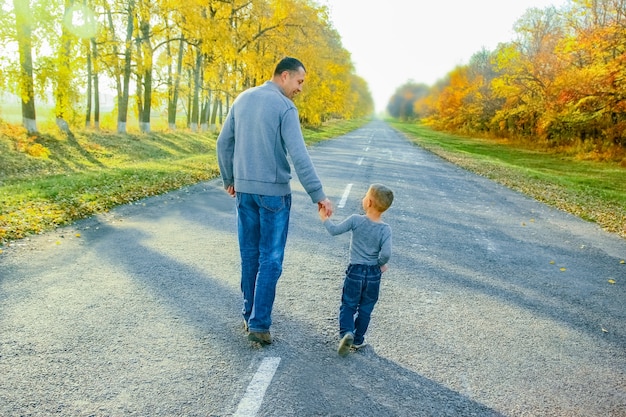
[551,0,626,147]
[490,6,566,139]
[404,1,625,153]
[423,48,502,133]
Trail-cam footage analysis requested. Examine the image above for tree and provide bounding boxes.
[0,0,372,134]
[136,0,155,133]
[554,0,626,145]
[463,49,503,132]
[99,0,137,134]
[387,82,429,120]
[12,0,37,133]
[85,36,101,130]
[491,6,565,138]
[119,0,135,134]
[54,0,75,133]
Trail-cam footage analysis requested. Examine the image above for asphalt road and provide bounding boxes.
[1,120,625,416]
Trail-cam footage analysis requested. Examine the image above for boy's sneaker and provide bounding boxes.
[248,331,272,346]
[352,339,367,350]
[337,333,354,357]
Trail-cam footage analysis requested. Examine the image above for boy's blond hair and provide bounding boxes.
[369,184,394,213]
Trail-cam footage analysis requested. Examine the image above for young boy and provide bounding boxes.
[319,183,393,356]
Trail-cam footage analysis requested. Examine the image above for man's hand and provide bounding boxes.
[226,185,235,197]
[317,198,333,217]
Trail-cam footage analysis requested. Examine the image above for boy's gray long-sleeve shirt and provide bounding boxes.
[216,80,326,203]
[323,214,392,267]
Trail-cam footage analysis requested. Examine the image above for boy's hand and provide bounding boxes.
[317,198,333,217]
[318,204,329,221]
[380,264,388,273]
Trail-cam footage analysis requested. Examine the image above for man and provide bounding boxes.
[217,57,333,345]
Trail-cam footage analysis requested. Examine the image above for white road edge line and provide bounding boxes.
[338,183,353,209]
[233,357,281,417]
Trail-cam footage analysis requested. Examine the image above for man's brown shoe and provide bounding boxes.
[248,331,272,346]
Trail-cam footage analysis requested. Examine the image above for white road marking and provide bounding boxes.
[357,157,364,165]
[233,357,281,417]
[338,183,353,209]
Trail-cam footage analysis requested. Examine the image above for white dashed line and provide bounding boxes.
[357,157,364,165]
[338,183,353,208]
[233,357,281,417]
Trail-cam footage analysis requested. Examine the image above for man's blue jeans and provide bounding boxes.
[339,264,381,345]
[236,192,291,333]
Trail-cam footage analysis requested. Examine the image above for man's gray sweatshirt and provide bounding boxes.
[216,80,326,203]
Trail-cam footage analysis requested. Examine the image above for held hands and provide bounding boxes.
[318,204,329,221]
[318,198,333,220]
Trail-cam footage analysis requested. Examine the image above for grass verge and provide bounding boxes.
[0,118,369,244]
[388,120,626,239]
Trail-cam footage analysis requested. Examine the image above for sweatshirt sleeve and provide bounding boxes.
[378,225,392,266]
[323,215,356,236]
[281,107,326,203]
[216,108,235,189]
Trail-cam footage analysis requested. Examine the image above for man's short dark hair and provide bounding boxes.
[274,57,306,75]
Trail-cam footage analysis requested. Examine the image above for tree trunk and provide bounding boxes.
[167,37,185,131]
[92,38,100,131]
[13,0,37,133]
[190,50,203,132]
[55,0,73,134]
[118,0,135,134]
[200,93,210,132]
[186,69,192,128]
[210,96,219,128]
[105,6,123,132]
[139,19,152,133]
[135,38,143,131]
[220,96,228,125]
[136,68,143,130]
[85,46,92,128]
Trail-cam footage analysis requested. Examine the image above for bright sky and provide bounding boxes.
[324,0,569,113]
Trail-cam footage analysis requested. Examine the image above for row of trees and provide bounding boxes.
[0,0,373,134]
[388,0,626,149]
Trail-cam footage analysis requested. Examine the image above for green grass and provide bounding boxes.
[0,118,370,243]
[388,120,626,238]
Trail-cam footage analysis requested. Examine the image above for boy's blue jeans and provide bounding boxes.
[236,192,291,333]
[339,264,381,345]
